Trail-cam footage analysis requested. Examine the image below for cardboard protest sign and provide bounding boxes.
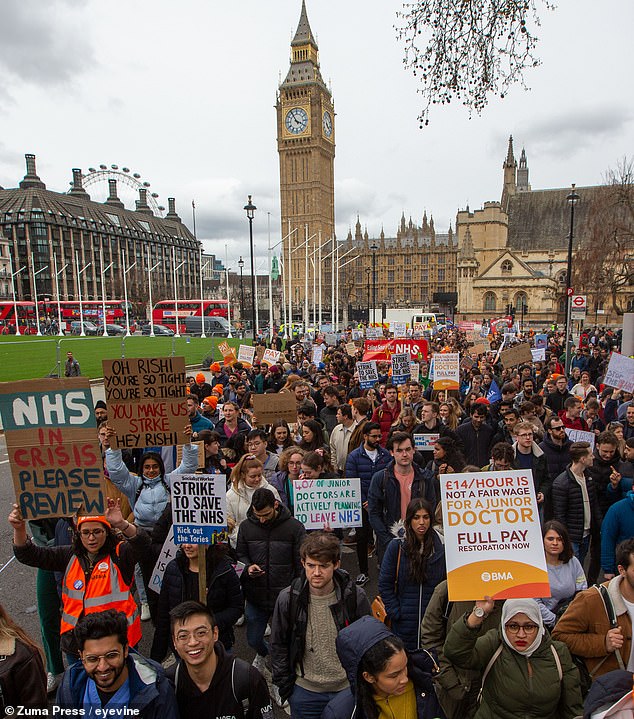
[441,469,549,601]
[172,473,227,543]
[414,433,440,451]
[390,321,407,337]
[565,428,596,450]
[252,392,297,424]
[103,357,188,450]
[391,353,411,384]
[0,378,104,520]
[432,353,460,390]
[261,348,281,366]
[293,477,362,530]
[345,342,358,357]
[470,343,489,357]
[237,345,256,366]
[363,339,429,362]
[255,345,265,364]
[460,355,475,371]
[357,361,379,390]
[149,527,178,593]
[218,340,237,365]
[312,344,324,365]
[500,343,533,368]
[604,353,634,393]
[531,347,546,362]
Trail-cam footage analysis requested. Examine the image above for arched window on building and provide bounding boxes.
[558,297,566,313]
[626,298,634,312]
[484,292,497,313]
[514,292,528,314]
[501,260,513,275]
[556,271,567,286]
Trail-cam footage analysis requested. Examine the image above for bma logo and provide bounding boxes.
[481,571,514,582]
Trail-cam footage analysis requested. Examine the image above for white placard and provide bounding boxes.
[414,433,440,450]
[565,428,596,450]
[604,353,634,394]
[312,344,324,364]
[391,353,411,384]
[261,348,281,366]
[149,527,178,594]
[357,360,379,389]
[351,329,364,340]
[172,474,227,544]
[237,345,256,366]
[410,362,420,383]
[531,347,546,362]
[325,333,338,346]
[441,469,548,602]
[293,477,362,530]
[366,327,383,339]
[390,321,407,337]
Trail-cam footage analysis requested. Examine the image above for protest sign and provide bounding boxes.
[357,361,379,389]
[351,329,364,341]
[531,347,546,362]
[176,440,205,468]
[432,353,460,390]
[366,326,383,339]
[470,343,489,357]
[565,428,596,450]
[218,341,237,365]
[500,343,533,368]
[441,469,549,601]
[534,334,548,349]
[255,345,265,363]
[149,527,178,593]
[391,353,411,384]
[345,342,358,357]
[0,378,104,520]
[293,477,362,530]
[460,355,475,371]
[410,362,420,383]
[362,339,429,362]
[390,321,407,337]
[253,392,297,424]
[320,323,333,333]
[172,473,227,543]
[103,357,188,450]
[312,344,324,365]
[237,345,256,366]
[604,353,634,393]
[325,333,338,346]
[261,348,281,366]
[414,433,440,451]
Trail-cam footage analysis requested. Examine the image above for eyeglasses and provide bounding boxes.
[505,622,539,634]
[174,627,212,643]
[550,425,565,431]
[80,528,106,538]
[81,650,122,666]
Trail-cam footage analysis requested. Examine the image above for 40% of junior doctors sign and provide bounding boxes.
[293,478,362,530]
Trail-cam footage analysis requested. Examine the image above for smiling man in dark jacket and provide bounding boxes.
[237,488,305,679]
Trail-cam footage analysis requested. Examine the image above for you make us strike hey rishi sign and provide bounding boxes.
[440,469,549,602]
[0,378,104,520]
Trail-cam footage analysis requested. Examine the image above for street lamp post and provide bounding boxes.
[52,254,68,336]
[199,250,210,339]
[238,257,245,330]
[32,263,49,336]
[100,246,113,337]
[366,267,371,323]
[9,253,26,336]
[172,246,186,338]
[244,195,257,343]
[564,184,580,376]
[370,242,378,326]
[146,247,161,338]
[75,252,92,337]
[224,243,233,339]
[122,248,136,336]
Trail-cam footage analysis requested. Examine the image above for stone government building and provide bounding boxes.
[0,154,201,310]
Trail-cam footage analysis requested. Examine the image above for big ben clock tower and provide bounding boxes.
[277,0,335,319]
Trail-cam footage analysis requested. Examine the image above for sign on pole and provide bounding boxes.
[293,477,362,530]
[357,361,379,389]
[261,348,281,366]
[432,353,460,390]
[171,473,227,544]
[441,469,549,601]
[149,527,178,594]
[0,378,104,520]
[571,295,587,320]
[237,345,256,366]
[103,357,188,449]
[391,353,411,384]
[312,344,324,365]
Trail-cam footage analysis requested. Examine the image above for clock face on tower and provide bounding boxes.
[285,107,308,135]
[322,110,332,137]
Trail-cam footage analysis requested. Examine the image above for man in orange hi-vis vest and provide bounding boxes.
[10,498,149,660]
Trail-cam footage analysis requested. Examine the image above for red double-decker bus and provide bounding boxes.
[0,300,130,334]
[152,300,228,332]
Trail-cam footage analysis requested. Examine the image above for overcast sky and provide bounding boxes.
[1,0,632,272]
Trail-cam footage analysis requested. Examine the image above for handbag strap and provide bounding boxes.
[394,544,401,593]
[478,644,503,703]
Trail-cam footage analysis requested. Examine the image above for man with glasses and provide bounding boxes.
[511,421,550,518]
[539,415,573,486]
[167,601,272,718]
[246,428,279,480]
[57,609,178,715]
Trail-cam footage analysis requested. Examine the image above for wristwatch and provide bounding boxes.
[473,606,486,619]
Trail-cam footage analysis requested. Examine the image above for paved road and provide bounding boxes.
[0,423,380,715]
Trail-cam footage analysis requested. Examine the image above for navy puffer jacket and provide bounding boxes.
[378,531,446,650]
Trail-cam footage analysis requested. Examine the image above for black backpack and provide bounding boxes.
[174,657,251,716]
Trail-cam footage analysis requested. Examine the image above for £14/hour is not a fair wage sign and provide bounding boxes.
[440,470,549,602]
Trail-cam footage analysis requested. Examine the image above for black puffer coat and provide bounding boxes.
[552,467,602,543]
[539,433,573,482]
[150,547,243,661]
[236,503,306,613]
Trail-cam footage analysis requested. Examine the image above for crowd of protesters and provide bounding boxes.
[5,319,634,718]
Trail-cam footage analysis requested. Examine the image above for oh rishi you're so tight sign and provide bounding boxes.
[440,469,549,602]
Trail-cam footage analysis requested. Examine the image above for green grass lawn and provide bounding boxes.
[0,335,250,381]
